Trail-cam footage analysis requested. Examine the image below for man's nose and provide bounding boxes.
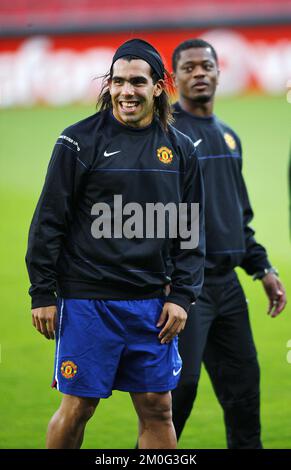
[193,66,205,78]
[121,81,135,95]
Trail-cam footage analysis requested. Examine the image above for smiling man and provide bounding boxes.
[170,38,286,448]
[25,39,205,449]
[108,59,156,126]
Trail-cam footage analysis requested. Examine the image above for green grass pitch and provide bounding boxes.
[0,95,290,448]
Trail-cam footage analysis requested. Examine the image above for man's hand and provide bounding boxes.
[32,305,57,340]
[157,302,187,344]
[262,273,287,318]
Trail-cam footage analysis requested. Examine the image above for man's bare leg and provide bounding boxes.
[46,394,100,448]
[131,391,176,449]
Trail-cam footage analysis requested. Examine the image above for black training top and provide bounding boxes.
[26,109,205,311]
[172,102,271,278]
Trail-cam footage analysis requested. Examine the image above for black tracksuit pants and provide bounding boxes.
[172,271,262,449]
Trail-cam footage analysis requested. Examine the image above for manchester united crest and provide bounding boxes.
[61,360,78,379]
[224,132,236,151]
[157,146,174,164]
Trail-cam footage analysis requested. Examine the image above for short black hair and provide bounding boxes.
[172,38,218,72]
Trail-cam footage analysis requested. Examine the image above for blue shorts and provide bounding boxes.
[52,298,182,398]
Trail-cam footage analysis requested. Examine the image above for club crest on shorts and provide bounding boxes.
[61,360,78,379]
[224,132,236,151]
[157,146,173,164]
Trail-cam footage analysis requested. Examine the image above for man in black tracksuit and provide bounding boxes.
[171,38,286,448]
[25,39,205,449]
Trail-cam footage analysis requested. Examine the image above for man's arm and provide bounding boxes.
[239,176,272,275]
[158,149,205,343]
[26,133,88,336]
[239,164,286,317]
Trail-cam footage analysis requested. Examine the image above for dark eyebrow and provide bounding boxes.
[111,76,123,81]
[130,76,148,84]
[112,75,148,83]
[182,59,214,66]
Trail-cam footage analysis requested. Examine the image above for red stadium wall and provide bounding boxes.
[1,0,291,28]
[1,25,291,107]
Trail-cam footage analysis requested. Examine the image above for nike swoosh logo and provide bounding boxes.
[173,367,182,376]
[104,150,121,157]
[194,139,202,148]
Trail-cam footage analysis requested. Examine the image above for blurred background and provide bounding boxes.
[0,0,290,449]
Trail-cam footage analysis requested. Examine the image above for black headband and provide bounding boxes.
[111,39,165,79]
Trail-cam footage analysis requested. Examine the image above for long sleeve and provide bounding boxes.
[25,133,88,309]
[167,152,205,312]
[239,172,271,276]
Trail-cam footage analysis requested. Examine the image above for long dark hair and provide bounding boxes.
[96,56,174,131]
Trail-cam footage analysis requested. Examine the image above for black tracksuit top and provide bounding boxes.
[26,109,205,311]
[172,102,271,278]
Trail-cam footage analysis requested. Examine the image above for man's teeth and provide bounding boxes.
[121,102,138,108]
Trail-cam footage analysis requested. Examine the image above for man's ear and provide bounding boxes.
[153,79,165,98]
[216,68,220,86]
[108,77,112,92]
[172,72,177,87]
